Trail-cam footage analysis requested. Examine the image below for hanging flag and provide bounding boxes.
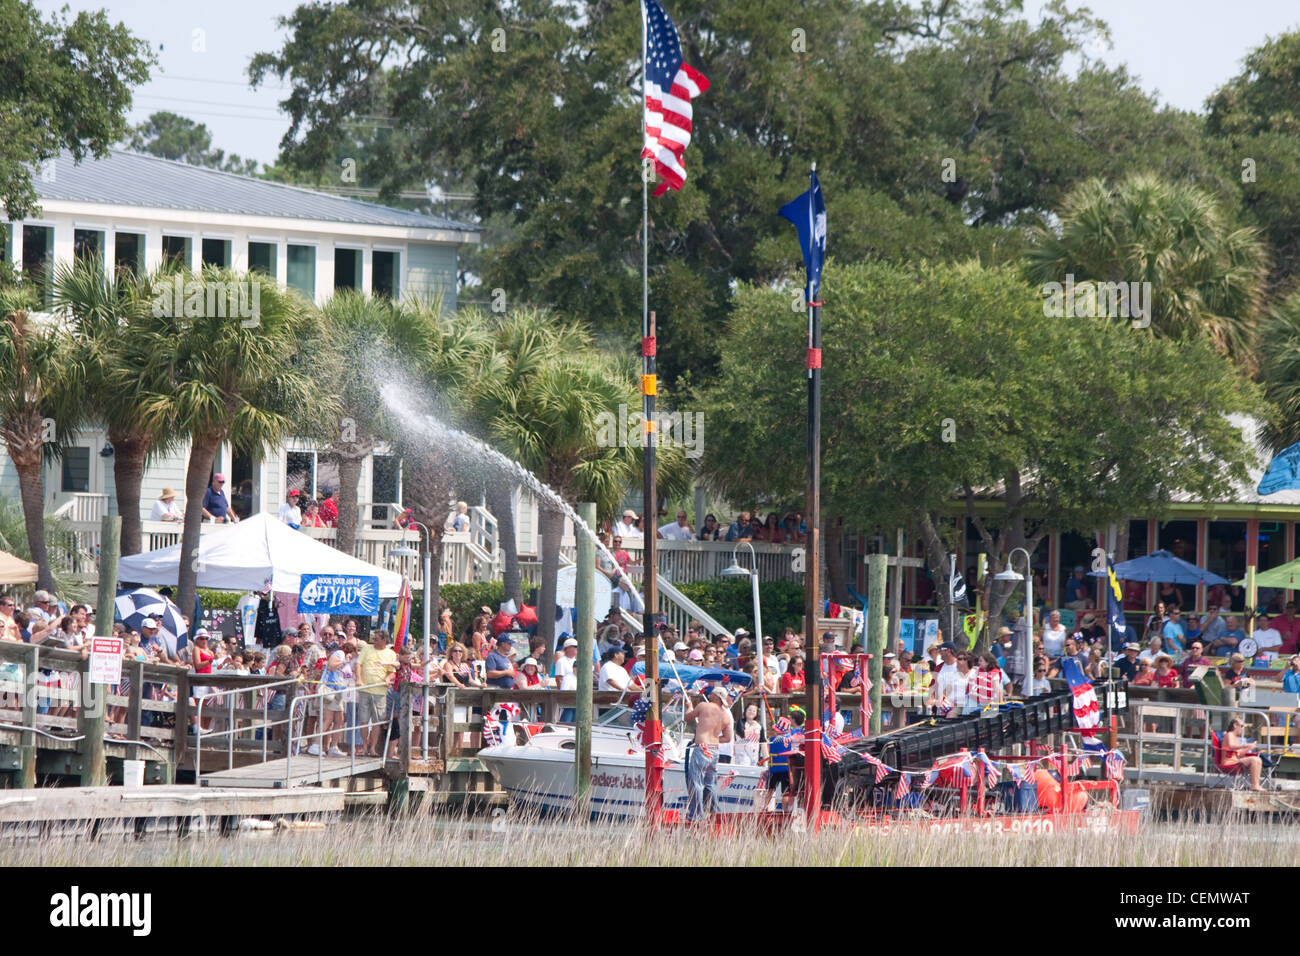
[778,168,827,302]
[950,563,968,606]
[1258,439,1300,495]
[642,0,710,196]
[1105,558,1130,652]
[1105,750,1126,781]
[895,772,911,801]
[1062,657,1105,751]
[392,577,412,651]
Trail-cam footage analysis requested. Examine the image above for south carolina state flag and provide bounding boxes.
[778,168,826,302]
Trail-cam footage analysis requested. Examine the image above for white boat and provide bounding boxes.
[477,708,766,820]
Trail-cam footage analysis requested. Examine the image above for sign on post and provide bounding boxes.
[88,636,124,686]
[297,574,380,615]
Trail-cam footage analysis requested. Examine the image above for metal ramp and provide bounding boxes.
[200,754,387,789]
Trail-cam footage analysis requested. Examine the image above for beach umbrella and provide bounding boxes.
[1087,550,1227,586]
[114,587,189,653]
[1234,556,1300,589]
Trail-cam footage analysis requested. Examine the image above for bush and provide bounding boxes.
[197,588,243,612]
[411,581,505,639]
[674,579,806,636]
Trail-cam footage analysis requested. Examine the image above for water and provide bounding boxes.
[378,382,639,598]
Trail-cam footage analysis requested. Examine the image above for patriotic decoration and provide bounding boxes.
[895,773,911,801]
[921,767,940,789]
[114,587,189,653]
[976,751,1000,789]
[938,695,954,717]
[1105,750,1126,781]
[1104,558,1131,652]
[481,702,521,747]
[642,0,710,196]
[391,576,413,650]
[1062,658,1101,744]
[820,730,844,764]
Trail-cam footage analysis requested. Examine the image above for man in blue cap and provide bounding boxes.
[484,634,517,689]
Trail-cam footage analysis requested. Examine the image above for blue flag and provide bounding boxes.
[778,168,826,302]
[1104,558,1130,651]
[1258,440,1300,495]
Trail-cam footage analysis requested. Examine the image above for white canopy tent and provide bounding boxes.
[116,513,403,597]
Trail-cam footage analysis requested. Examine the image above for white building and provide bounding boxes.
[0,149,479,524]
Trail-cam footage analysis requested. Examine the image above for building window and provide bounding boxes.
[287,244,316,299]
[371,454,400,524]
[248,241,276,278]
[61,447,91,493]
[114,232,144,278]
[334,247,360,291]
[1158,519,1199,608]
[22,225,54,307]
[372,250,399,299]
[73,229,104,265]
[162,235,192,270]
[201,238,231,268]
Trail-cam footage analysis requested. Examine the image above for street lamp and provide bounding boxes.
[994,547,1033,697]
[720,541,768,753]
[390,519,432,758]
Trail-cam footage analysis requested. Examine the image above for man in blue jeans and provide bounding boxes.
[683,686,730,821]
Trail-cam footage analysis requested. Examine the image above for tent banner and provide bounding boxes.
[297,574,380,615]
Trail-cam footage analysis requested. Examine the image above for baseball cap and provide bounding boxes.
[288,489,301,498]
[193,627,210,639]
[563,638,578,648]
[735,628,748,637]
[709,685,730,702]
[496,635,513,645]
[141,618,159,629]
[1123,642,1140,651]
[938,641,956,651]
[622,509,636,518]
[821,631,836,642]
[673,641,688,651]
[522,657,538,667]
[688,649,704,661]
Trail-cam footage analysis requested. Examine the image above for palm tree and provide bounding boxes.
[54,257,180,556]
[1026,173,1269,363]
[0,288,77,591]
[1259,290,1300,451]
[126,267,331,616]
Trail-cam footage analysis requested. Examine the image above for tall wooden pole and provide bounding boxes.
[575,502,596,816]
[867,553,887,735]
[81,513,120,787]
[643,311,662,820]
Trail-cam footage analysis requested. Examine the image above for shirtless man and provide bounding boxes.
[684,686,733,821]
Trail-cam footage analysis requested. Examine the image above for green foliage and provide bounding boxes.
[413,581,505,640]
[124,111,260,175]
[197,588,242,612]
[675,579,806,637]
[696,259,1265,540]
[0,2,153,219]
[251,0,1220,384]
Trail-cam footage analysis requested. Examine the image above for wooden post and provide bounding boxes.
[867,554,887,736]
[172,671,190,772]
[95,515,121,637]
[78,655,106,787]
[126,658,144,763]
[399,680,413,773]
[889,529,904,653]
[575,502,596,816]
[19,644,37,788]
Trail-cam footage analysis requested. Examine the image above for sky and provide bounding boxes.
[35,0,1300,167]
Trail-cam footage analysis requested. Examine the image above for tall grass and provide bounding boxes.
[2,807,1295,867]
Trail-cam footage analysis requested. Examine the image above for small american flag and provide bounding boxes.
[1105,750,1125,781]
[978,753,1000,790]
[642,0,710,196]
[820,731,843,764]
[921,767,940,789]
[895,773,911,801]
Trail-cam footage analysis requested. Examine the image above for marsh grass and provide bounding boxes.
[3,804,1296,866]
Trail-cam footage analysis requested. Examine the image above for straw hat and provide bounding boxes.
[158,487,177,500]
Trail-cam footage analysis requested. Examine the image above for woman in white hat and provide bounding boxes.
[151,487,184,521]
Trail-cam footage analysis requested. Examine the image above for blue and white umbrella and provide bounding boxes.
[114,587,189,653]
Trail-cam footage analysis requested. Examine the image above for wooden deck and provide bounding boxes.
[0,784,343,831]
[200,754,386,789]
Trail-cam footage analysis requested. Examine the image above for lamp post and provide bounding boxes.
[720,542,766,745]
[390,520,433,759]
[994,547,1033,697]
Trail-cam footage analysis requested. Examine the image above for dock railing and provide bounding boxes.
[1115,697,1298,785]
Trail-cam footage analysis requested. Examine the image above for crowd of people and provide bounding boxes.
[602,508,808,544]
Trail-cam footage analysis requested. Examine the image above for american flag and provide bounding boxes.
[977,752,1000,790]
[820,731,843,764]
[642,0,709,196]
[1105,750,1126,781]
[895,773,911,801]
[921,767,940,789]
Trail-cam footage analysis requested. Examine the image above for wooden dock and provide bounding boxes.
[0,784,343,836]
[1146,781,1300,817]
[200,754,386,788]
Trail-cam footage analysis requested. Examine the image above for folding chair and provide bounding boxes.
[1210,730,1277,790]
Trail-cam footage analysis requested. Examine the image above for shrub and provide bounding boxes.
[674,579,806,635]
[411,581,505,639]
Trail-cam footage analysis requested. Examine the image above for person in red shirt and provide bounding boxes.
[1154,654,1180,688]
[779,655,806,695]
[319,489,338,527]
[1276,602,1300,655]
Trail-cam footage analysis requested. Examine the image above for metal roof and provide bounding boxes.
[34,149,479,235]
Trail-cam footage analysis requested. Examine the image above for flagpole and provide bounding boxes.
[802,160,823,826]
[640,0,663,823]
